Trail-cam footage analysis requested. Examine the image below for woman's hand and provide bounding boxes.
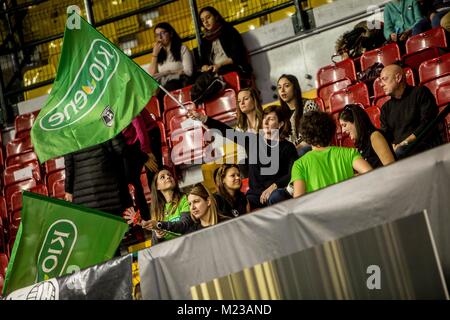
[64,192,73,202]
[152,41,163,57]
[123,207,142,226]
[260,183,277,205]
[145,153,159,173]
[154,230,167,239]
[141,219,158,230]
[201,65,212,72]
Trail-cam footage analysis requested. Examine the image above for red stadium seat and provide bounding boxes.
[403,47,441,72]
[4,160,42,186]
[4,179,37,212]
[329,82,370,114]
[375,95,391,109]
[318,78,352,112]
[140,171,151,204]
[406,27,447,54]
[52,180,65,199]
[144,96,161,120]
[437,82,450,107]
[222,72,241,92]
[0,253,8,277]
[419,53,450,84]
[165,104,206,166]
[6,136,33,160]
[14,112,36,139]
[163,85,193,112]
[204,89,237,125]
[0,196,7,231]
[47,170,65,197]
[44,157,65,176]
[365,105,382,128]
[423,74,450,98]
[316,58,357,88]
[6,150,38,168]
[315,97,326,112]
[360,43,401,71]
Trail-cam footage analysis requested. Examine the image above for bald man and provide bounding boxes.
[379,64,442,159]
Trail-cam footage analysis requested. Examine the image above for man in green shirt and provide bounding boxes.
[290,111,372,198]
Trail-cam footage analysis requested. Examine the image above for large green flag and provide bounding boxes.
[2,192,129,295]
[31,14,159,163]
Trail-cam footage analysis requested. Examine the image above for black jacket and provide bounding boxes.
[200,24,252,76]
[64,135,133,216]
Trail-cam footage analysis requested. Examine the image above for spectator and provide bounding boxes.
[277,74,314,156]
[379,64,443,159]
[199,6,252,77]
[339,104,396,168]
[335,20,386,60]
[148,22,194,112]
[122,108,162,220]
[214,164,250,217]
[290,111,372,198]
[64,134,133,216]
[236,87,263,133]
[140,183,228,236]
[383,0,427,43]
[189,105,297,209]
[123,168,189,244]
[415,0,450,30]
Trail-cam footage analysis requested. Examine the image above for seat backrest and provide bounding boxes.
[47,170,66,197]
[315,97,326,112]
[14,112,36,137]
[6,150,38,168]
[164,102,202,134]
[11,191,23,213]
[423,74,450,99]
[365,105,382,128]
[52,180,66,199]
[316,58,356,88]
[437,82,450,107]
[375,95,391,109]
[4,160,42,187]
[406,27,448,54]
[222,71,241,92]
[360,43,401,71]
[144,96,161,120]
[419,53,450,84]
[44,157,65,176]
[204,89,237,124]
[330,82,370,114]
[163,85,193,112]
[30,184,49,196]
[6,136,33,159]
[0,253,8,277]
[318,78,352,112]
[4,179,37,211]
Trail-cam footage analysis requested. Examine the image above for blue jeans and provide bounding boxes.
[267,188,292,205]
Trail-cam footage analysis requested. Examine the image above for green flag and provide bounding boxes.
[2,192,129,295]
[31,14,159,163]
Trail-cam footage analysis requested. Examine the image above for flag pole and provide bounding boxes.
[158,84,188,111]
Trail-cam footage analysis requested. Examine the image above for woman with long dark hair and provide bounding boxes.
[339,104,396,168]
[148,22,194,111]
[198,6,252,76]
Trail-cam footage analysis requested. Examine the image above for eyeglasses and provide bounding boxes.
[155,31,169,38]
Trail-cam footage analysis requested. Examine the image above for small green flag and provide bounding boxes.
[31,14,159,163]
[2,192,129,295]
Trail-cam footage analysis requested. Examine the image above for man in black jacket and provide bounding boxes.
[379,64,443,159]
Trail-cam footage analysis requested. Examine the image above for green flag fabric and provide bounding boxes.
[31,14,159,163]
[2,192,129,295]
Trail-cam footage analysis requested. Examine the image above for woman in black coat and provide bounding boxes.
[199,6,252,77]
